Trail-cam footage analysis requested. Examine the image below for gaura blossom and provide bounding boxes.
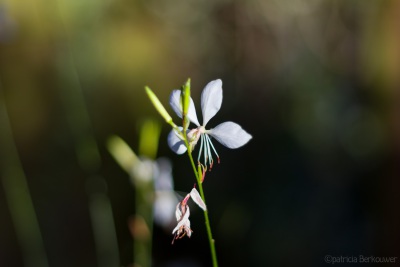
[129,156,179,229]
[168,79,252,168]
[152,158,179,228]
[172,188,206,243]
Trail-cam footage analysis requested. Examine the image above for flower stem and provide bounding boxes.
[183,138,219,267]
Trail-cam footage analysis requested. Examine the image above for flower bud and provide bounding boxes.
[145,86,174,125]
[138,119,161,160]
[181,78,191,116]
[181,78,191,131]
[107,135,138,173]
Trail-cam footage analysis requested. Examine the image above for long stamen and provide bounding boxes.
[197,132,204,163]
[196,133,221,168]
[202,134,207,167]
[206,134,219,160]
[205,134,213,168]
[178,231,186,239]
[200,163,207,183]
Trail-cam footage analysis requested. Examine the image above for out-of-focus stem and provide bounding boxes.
[132,181,154,267]
[108,119,161,267]
[55,4,120,264]
[0,86,49,267]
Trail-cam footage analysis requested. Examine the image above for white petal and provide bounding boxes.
[154,192,178,227]
[167,128,187,154]
[131,159,154,182]
[154,158,173,191]
[169,90,183,117]
[175,203,182,221]
[172,205,190,234]
[201,79,223,126]
[172,223,179,235]
[208,121,252,149]
[169,90,200,126]
[185,222,192,237]
[190,188,206,211]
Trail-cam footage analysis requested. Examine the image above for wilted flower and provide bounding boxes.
[172,188,206,243]
[168,79,252,168]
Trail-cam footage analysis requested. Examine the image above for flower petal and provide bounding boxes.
[175,203,182,221]
[154,158,173,191]
[201,79,223,126]
[208,121,252,149]
[172,205,191,234]
[185,222,192,237]
[169,90,200,126]
[167,128,187,154]
[169,90,182,117]
[154,192,178,227]
[190,188,206,211]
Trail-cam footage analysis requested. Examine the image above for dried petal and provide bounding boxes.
[190,188,207,211]
[172,205,191,234]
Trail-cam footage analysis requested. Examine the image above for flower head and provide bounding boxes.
[172,187,206,243]
[153,158,179,228]
[168,79,252,168]
[171,196,192,244]
[128,156,179,229]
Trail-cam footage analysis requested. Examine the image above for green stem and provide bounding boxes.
[182,138,219,267]
[133,181,153,267]
[0,86,49,267]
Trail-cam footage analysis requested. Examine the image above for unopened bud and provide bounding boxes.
[107,135,138,173]
[181,78,191,116]
[181,78,191,131]
[145,86,174,126]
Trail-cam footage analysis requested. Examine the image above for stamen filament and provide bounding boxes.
[197,132,204,162]
[205,134,219,159]
[205,134,213,167]
[202,134,207,166]
[196,133,222,169]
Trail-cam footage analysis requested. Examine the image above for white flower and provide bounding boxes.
[168,79,252,168]
[153,158,178,228]
[171,188,206,243]
[130,157,179,229]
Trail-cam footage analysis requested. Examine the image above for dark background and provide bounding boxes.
[1,1,399,266]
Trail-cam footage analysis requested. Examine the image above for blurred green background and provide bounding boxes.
[1,0,400,266]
